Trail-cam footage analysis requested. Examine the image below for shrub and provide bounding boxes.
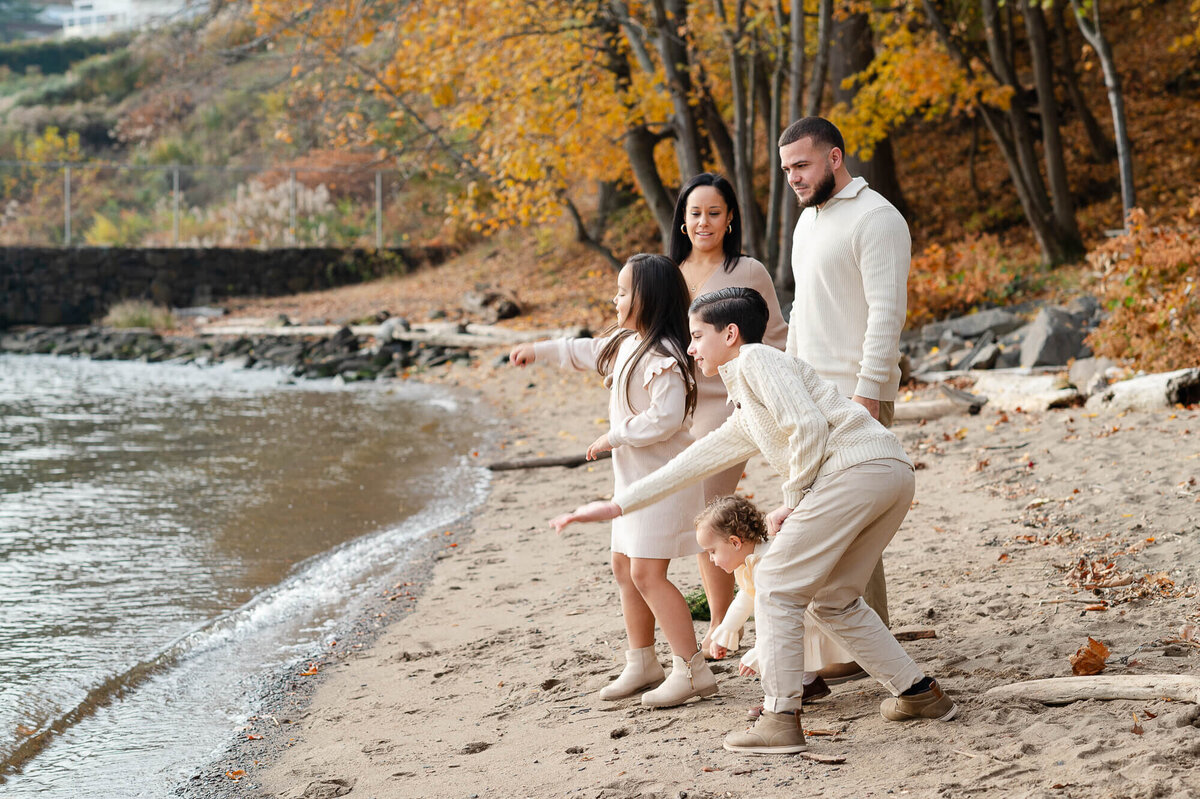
[906,232,1028,328]
[1086,201,1200,371]
[102,300,175,330]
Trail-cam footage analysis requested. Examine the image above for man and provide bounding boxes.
[551,288,955,755]
[779,116,912,679]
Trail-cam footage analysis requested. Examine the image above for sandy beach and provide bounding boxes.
[205,350,1200,799]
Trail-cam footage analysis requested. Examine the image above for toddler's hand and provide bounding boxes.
[765,504,793,535]
[549,500,621,533]
[738,663,758,677]
[586,433,613,460]
[711,644,727,660]
[509,343,536,367]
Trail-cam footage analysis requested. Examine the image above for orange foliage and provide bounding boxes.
[1086,199,1200,371]
[906,233,1020,328]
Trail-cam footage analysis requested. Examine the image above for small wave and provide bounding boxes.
[0,461,489,781]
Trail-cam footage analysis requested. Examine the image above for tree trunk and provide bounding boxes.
[624,124,676,249]
[829,9,910,219]
[805,0,833,117]
[563,195,624,271]
[1051,0,1115,162]
[649,0,704,180]
[1070,0,1135,227]
[922,0,1074,264]
[764,0,789,283]
[1021,0,1083,258]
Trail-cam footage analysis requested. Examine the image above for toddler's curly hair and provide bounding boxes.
[695,495,768,543]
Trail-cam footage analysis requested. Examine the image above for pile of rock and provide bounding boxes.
[905,297,1115,397]
[0,322,471,381]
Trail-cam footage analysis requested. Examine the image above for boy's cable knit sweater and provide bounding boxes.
[786,176,910,402]
[612,344,911,513]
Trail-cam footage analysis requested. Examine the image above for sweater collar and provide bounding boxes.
[717,346,753,403]
[820,175,868,209]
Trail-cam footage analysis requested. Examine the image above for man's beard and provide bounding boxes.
[796,163,836,209]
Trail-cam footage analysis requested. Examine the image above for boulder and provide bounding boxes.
[1019,307,1086,368]
[922,308,1025,343]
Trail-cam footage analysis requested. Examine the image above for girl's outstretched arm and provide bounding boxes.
[509,343,538,366]
[549,500,621,533]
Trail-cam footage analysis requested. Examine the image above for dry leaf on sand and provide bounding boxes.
[1069,637,1111,675]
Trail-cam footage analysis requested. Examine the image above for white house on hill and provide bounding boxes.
[61,0,208,39]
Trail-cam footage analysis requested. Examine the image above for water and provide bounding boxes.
[0,354,489,796]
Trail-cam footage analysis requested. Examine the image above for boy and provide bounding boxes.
[552,287,956,755]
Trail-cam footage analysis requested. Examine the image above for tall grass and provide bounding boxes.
[101,299,175,329]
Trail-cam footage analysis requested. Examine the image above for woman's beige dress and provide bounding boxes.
[533,333,704,559]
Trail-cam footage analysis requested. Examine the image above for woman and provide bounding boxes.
[669,173,788,657]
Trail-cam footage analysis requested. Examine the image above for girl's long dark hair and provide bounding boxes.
[668,173,742,273]
[596,253,697,419]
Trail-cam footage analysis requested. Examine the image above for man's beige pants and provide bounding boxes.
[756,457,923,713]
[804,401,892,668]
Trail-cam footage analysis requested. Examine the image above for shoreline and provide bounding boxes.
[212,358,1200,798]
[6,343,1199,797]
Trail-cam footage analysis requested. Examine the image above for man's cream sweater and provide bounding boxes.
[787,176,910,402]
[612,345,911,513]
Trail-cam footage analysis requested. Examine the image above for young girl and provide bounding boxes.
[509,253,717,708]
[696,496,833,713]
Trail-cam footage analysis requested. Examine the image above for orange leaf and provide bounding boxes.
[299,663,320,676]
[1069,637,1111,675]
[1131,712,1144,735]
[226,769,246,780]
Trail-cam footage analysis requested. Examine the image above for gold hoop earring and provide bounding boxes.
[727,224,733,234]
[681,223,687,234]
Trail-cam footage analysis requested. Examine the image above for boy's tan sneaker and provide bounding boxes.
[723,709,807,754]
[880,679,958,721]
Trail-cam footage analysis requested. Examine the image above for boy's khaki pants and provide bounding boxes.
[755,457,923,713]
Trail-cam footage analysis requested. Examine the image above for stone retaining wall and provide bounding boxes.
[0,246,453,327]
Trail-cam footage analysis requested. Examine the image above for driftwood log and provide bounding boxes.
[984,675,1200,705]
[197,321,588,349]
[487,451,611,471]
[893,384,987,422]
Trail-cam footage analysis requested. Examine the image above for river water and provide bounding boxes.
[0,354,490,797]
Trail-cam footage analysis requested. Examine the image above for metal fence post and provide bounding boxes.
[63,165,71,246]
[172,165,180,246]
[288,168,297,246]
[375,170,383,249]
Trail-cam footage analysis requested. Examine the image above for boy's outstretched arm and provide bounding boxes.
[550,500,621,533]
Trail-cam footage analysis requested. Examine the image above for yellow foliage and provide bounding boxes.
[830,14,1012,160]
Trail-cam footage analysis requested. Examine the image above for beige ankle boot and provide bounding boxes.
[641,650,718,708]
[598,645,665,700]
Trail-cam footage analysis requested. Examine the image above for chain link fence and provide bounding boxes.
[0,159,422,248]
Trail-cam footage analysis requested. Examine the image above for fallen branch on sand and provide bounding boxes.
[985,675,1200,705]
[486,451,611,471]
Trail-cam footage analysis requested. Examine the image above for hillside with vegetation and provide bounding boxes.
[0,0,1197,369]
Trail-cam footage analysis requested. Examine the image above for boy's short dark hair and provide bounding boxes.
[688,287,768,345]
[778,116,845,154]
[695,495,768,544]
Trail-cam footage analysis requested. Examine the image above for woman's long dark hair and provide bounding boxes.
[669,173,742,274]
[596,253,697,419]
